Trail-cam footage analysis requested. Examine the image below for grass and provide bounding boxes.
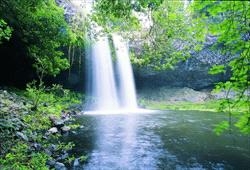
[141,100,221,112]
[141,99,249,114]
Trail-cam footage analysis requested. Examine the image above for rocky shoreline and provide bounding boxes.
[1,87,241,169]
[0,88,83,169]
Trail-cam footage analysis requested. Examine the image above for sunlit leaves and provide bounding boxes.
[92,0,137,32]
[214,121,229,135]
[131,1,195,70]
[235,113,250,134]
[209,65,226,75]
[92,0,164,33]
[191,1,250,134]
[0,19,12,44]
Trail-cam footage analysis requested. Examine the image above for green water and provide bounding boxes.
[64,110,250,169]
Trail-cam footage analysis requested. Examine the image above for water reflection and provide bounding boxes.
[65,111,250,170]
[83,114,168,169]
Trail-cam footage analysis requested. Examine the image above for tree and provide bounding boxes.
[92,0,163,33]
[130,1,200,70]
[0,0,84,81]
[191,1,250,134]
[92,0,198,70]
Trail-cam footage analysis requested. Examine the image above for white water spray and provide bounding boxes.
[76,0,138,112]
[86,35,119,110]
[85,34,138,111]
[113,34,137,109]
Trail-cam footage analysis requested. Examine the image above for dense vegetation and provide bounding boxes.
[0,0,249,169]
[0,0,85,169]
[188,1,249,135]
[0,0,85,86]
[94,0,249,134]
[0,85,82,169]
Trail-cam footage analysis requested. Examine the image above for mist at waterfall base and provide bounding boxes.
[84,33,143,114]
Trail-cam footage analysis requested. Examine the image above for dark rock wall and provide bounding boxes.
[134,35,233,90]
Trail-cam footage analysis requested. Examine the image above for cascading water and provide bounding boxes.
[113,34,137,109]
[85,35,119,110]
[77,0,138,112]
[85,33,138,111]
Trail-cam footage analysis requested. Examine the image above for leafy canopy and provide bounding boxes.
[191,1,250,134]
[0,0,84,79]
[131,1,198,70]
[92,0,163,32]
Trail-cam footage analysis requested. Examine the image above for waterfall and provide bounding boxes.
[86,35,119,110]
[113,34,137,109]
[85,33,137,111]
[78,0,137,112]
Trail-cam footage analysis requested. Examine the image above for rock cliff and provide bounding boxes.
[134,35,234,90]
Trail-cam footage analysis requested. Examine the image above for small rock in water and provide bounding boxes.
[73,158,80,167]
[16,132,28,141]
[48,127,58,134]
[54,162,66,170]
[68,110,77,115]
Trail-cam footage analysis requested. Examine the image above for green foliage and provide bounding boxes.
[235,113,250,134]
[23,81,82,133]
[0,19,12,43]
[214,121,229,136]
[208,65,226,75]
[25,81,82,114]
[25,81,46,111]
[92,0,163,33]
[142,100,221,112]
[66,14,87,76]
[79,155,88,163]
[29,152,49,170]
[192,1,250,134]
[0,86,83,169]
[0,0,86,79]
[0,141,49,170]
[130,1,199,70]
